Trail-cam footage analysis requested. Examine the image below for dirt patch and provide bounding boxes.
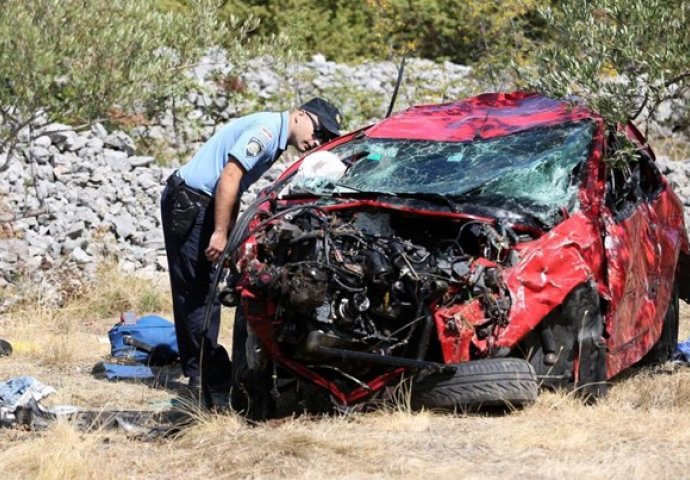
[1,304,689,479]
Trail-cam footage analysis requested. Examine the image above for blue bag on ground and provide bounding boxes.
[108,315,179,364]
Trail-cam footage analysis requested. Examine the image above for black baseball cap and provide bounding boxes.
[300,97,342,139]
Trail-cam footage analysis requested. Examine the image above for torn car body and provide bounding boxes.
[228,92,689,416]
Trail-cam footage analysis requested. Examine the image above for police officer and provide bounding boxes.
[161,98,342,393]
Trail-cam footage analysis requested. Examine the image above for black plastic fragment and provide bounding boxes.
[0,339,12,357]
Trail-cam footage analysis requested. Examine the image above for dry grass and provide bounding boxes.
[6,262,172,321]
[1,268,690,479]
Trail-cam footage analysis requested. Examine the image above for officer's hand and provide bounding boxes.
[205,231,228,263]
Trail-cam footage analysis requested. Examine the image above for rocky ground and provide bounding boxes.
[0,56,688,310]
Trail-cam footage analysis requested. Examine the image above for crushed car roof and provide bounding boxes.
[366,91,602,142]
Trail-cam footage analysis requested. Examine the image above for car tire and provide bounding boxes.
[410,357,539,411]
[641,281,680,365]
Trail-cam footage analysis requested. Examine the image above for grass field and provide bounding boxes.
[1,271,690,480]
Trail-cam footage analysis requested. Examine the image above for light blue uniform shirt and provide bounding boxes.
[178,111,289,196]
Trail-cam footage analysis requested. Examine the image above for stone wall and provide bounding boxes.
[1,56,688,310]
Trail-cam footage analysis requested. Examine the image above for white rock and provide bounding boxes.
[34,135,52,148]
[156,255,169,270]
[0,242,19,263]
[104,149,131,172]
[41,123,75,145]
[70,247,93,263]
[112,213,137,239]
[91,123,108,139]
[28,146,51,164]
[65,221,86,239]
[65,135,88,152]
[104,131,135,155]
[86,137,104,150]
[53,165,69,180]
[129,156,156,168]
[119,260,136,273]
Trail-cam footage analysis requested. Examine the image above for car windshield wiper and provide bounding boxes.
[331,182,366,193]
[453,184,486,198]
[379,192,461,213]
[278,188,323,199]
[277,181,366,200]
[446,195,548,229]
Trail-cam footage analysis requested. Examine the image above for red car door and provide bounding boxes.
[602,147,674,377]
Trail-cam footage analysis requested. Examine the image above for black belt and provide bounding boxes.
[167,173,213,208]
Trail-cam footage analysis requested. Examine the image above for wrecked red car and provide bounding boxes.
[226,92,690,419]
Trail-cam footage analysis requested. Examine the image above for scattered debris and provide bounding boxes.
[0,339,12,356]
[95,313,180,382]
[1,376,60,429]
[674,337,690,363]
[0,375,193,438]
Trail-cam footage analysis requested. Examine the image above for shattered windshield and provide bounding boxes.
[326,121,596,225]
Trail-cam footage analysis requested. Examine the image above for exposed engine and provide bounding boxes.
[239,206,518,373]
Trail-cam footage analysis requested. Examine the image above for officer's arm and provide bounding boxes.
[205,158,244,263]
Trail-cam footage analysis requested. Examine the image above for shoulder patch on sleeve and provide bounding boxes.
[245,137,265,157]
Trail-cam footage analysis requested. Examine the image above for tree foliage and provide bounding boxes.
[0,0,287,160]
[213,0,542,70]
[520,0,690,128]
[372,0,540,76]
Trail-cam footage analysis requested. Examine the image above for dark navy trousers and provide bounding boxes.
[160,184,231,387]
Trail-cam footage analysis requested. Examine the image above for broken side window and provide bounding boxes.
[604,139,663,221]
